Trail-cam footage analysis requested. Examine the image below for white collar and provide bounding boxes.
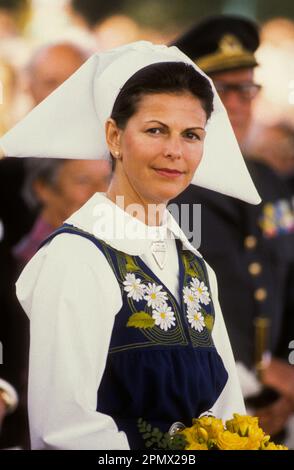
[65,193,202,258]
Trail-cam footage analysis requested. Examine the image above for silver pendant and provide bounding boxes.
[151,240,166,270]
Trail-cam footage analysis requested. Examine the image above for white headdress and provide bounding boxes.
[0,41,260,204]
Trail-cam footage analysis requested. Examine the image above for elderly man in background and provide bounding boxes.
[27,42,89,105]
[14,158,111,267]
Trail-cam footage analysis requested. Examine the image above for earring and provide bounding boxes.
[114,150,121,159]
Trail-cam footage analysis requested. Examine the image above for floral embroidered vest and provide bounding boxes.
[40,223,228,449]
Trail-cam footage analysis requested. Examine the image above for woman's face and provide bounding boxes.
[109,92,207,205]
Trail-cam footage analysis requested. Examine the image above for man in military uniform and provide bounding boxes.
[172,15,294,437]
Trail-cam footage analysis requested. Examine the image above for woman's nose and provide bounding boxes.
[163,135,183,159]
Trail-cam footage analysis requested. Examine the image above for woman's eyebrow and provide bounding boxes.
[185,126,206,132]
[145,120,205,131]
[145,120,167,126]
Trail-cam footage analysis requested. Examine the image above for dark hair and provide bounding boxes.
[111,61,214,130]
[23,158,66,210]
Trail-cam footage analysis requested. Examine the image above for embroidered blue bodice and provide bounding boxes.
[40,224,228,449]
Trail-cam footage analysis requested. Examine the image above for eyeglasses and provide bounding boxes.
[214,81,262,100]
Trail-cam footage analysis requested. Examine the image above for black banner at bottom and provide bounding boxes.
[0,450,293,466]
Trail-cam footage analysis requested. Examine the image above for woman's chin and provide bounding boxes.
[164,185,190,202]
[147,181,189,204]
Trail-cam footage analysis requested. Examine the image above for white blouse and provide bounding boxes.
[16,193,245,450]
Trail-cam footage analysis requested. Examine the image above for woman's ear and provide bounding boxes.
[33,179,53,205]
[105,118,122,160]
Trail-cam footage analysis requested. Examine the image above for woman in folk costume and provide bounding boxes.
[0,41,260,450]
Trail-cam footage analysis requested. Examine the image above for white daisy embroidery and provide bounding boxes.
[123,273,145,301]
[152,303,176,331]
[183,286,200,309]
[144,283,168,308]
[187,306,206,332]
[190,277,211,305]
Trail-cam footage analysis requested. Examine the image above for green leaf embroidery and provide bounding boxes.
[127,312,155,329]
[204,314,214,331]
[125,255,138,272]
[182,255,197,278]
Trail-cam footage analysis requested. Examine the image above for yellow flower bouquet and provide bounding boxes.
[138,414,288,450]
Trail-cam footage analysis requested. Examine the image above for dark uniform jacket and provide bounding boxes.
[172,161,294,369]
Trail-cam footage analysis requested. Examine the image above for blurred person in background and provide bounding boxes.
[0,57,17,135]
[260,17,294,46]
[0,155,32,448]
[261,356,294,414]
[0,0,30,38]
[0,46,34,450]
[68,0,140,50]
[0,40,109,448]
[0,379,18,437]
[251,18,294,137]
[172,14,294,440]
[15,41,112,265]
[0,42,90,253]
[14,158,111,267]
[245,123,294,195]
[68,0,125,32]
[0,0,31,69]
[0,1,33,132]
[26,42,89,105]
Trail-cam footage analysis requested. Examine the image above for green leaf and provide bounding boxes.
[204,314,214,331]
[137,418,187,450]
[182,255,190,272]
[182,255,198,278]
[125,255,138,272]
[188,269,197,277]
[169,434,187,450]
[127,312,155,329]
